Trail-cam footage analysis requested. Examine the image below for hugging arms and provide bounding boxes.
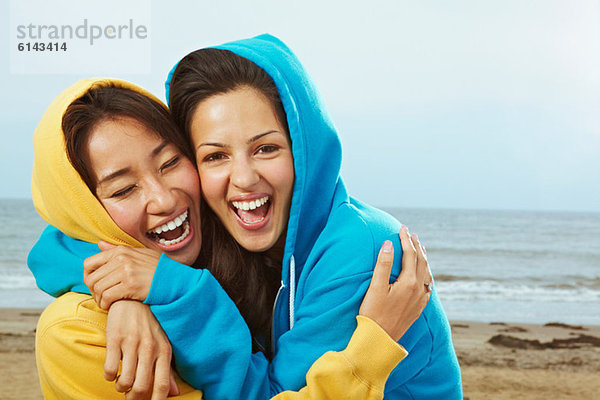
[29,34,461,399]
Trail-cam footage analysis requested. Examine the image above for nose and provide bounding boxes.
[230,156,260,189]
[145,177,178,215]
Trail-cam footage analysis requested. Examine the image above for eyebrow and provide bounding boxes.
[97,140,169,185]
[197,130,280,150]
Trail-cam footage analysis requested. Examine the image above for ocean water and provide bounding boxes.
[0,199,53,308]
[2,199,599,324]
[386,207,600,325]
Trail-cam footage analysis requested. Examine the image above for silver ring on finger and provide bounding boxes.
[424,282,433,293]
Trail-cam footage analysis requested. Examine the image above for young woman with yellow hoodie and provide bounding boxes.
[31,77,432,399]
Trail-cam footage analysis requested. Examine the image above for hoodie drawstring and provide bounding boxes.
[289,255,296,329]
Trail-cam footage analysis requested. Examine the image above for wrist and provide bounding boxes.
[343,316,408,391]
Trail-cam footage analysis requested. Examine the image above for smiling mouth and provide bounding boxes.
[146,210,190,246]
[231,196,270,224]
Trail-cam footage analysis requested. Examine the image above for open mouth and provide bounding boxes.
[146,210,190,246]
[231,196,270,225]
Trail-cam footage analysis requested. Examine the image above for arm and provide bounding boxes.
[28,227,257,398]
[103,301,179,399]
[274,232,429,400]
[28,227,180,399]
[35,292,203,400]
[36,300,402,400]
[36,296,407,400]
[32,229,422,400]
[31,226,434,399]
[273,316,407,400]
[143,227,432,399]
[27,225,94,297]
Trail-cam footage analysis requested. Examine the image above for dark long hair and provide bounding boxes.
[62,83,193,192]
[63,80,281,355]
[169,49,287,351]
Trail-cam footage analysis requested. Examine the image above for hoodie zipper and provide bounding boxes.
[288,255,296,329]
[271,255,297,354]
[271,280,284,354]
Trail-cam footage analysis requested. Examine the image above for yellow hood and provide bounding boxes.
[32,78,165,246]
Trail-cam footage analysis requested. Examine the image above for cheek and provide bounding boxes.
[272,158,295,200]
[198,168,228,207]
[177,161,201,199]
[103,203,140,238]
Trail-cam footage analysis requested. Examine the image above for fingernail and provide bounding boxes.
[414,233,419,241]
[382,240,393,253]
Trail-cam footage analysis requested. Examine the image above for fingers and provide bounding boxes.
[83,251,112,278]
[84,254,119,295]
[168,370,180,397]
[411,233,434,293]
[98,240,117,252]
[115,350,137,393]
[98,285,126,310]
[127,347,154,399]
[104,338,122,382]
[410,233,427,284]
[84,245,130,282]
[397,225,417,282]
[150,355,173,400]
[370,240,395,290]
[86,265,122,309]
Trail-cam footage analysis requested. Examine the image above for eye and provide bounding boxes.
[111,185,136,198]
[203,152,227,162]
[160,156,180,172]
[256,145,279,154]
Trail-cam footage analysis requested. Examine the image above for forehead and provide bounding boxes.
[190,87,282,139]
[86,118,167,176]
[88,117,161,150]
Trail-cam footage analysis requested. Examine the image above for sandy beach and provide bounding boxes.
[2,309,599,400]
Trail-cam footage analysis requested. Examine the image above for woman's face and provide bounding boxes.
[190,86,294,255]
[87,117,203,265]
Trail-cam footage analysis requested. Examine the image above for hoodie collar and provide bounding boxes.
[166,35,344,286]
[31,78,159,247]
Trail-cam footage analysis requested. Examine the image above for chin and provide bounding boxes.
[238,235,275,253]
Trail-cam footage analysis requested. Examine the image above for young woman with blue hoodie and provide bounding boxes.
[29,35,462,398]
[31,78,430,399]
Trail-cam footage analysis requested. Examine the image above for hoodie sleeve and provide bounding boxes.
[268,231,434,397]
[36,292,204,400]
[27,225,93,297]
[28,226,428,399]
[146,258,410,400]
[142,225,432,399]
[272,316,408,400]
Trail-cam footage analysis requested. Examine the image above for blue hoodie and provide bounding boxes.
[29,35,462,399]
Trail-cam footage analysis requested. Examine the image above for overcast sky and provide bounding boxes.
[2,0,599,212]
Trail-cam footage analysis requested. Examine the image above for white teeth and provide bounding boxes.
[157,221,190,246]
[232,196,269,211]
[149,210,188,235]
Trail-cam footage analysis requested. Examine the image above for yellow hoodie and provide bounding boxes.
[32,78,407,399]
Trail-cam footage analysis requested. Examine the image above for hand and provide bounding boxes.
[105,300,179,400]
[359,225,433,342]
[84,242,162,310]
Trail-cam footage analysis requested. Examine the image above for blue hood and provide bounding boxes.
[163,34,462,398]
[28,34,461,399]
[166,34,343,290]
